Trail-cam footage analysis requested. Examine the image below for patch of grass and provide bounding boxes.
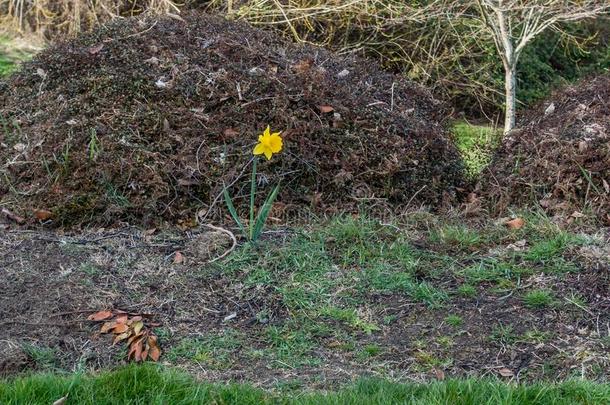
[460,259,532,285]
[445,314,463,328]
[252,316,337,369]
[356,344,382,361]
[414,350,453,370]
[2,364,610,404]
[452,121,502,178]
[320,307,380,335]
[523,289,555,309]
[21,344,57,371]
[520,329,552,344]
[489,324,517,345]
[523,232,585,264]
[457,284,477,298]
[165,330,243,369]
[430,224,484,250]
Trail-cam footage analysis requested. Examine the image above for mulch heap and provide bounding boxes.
[0,12,465,228]
[481,75,610,224]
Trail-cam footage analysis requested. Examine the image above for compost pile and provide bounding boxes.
[0,12,464,227]
[482,75,610,223]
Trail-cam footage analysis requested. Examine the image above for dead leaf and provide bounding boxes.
[148,336,161,361]
[173,251,184,264]
[100,321,117,333]
[133,321,144,335]
[434,368,445,380]
[292,59,312,73]
[571,211,585,218]
[33,209,53,221]
[128,338,144,362]
[318,105,334,113]
[223,128,239,137]
[88,310,113,321]
[112,323,129,334]
[603,179,609,194]
[498,367,514,377]
[113,332,130,345]
[504,217,525,230]
[115,315,129,324]
[127,332,144,346]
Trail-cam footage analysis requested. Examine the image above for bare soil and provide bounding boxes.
[1,220,608,387]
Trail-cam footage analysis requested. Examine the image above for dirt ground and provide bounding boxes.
[1,215,608,388]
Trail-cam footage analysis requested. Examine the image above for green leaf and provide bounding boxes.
[251,183,280,242]
[223,187,246,238]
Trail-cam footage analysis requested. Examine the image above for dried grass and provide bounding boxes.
[0,0,180,36]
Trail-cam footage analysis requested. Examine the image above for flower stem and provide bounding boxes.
[249,158,257,240]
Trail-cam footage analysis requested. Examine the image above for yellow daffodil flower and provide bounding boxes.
[253,126,283,160]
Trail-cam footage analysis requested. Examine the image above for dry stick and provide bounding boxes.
[203,223,237,263]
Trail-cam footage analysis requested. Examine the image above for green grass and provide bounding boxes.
[165,329,244,369]
[1,364,609,404]
[445,314,463,327]
[523,290,555,309]
[0,36,34,77]
[452,121,502,179]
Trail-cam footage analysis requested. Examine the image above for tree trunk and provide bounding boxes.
[504,62,517,134]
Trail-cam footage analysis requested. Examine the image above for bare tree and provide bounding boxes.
[474,0,610,134]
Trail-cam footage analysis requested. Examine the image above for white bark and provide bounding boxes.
[473,0,610,134]
[504,62,517,134]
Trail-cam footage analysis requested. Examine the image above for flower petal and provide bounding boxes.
[253,143,266,155]
[264,126,271,137]
[264,149,273,160]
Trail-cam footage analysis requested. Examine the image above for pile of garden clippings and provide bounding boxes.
[0,12,465,228]
[481,74,610,224]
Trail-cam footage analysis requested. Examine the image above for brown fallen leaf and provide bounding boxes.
[100,321,117,333]
[128,337,144,362]
[498,367,514,377]
[33,209,53,221]
[318,105,334,113]
[223,128,240,137]
[173,251,184,264]
[434,368,445,380]
[292,59,312,73]
[504,217,525,230]
[148,336,161,361]
[127,332,144,346]
[115,315,129,324]
[88,310,113,321]
[113,332,131,345]
[112,323,129,334]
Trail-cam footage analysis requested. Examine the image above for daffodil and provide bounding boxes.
[253,126,283,160]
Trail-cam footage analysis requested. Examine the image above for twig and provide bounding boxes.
[203,223,237,263]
